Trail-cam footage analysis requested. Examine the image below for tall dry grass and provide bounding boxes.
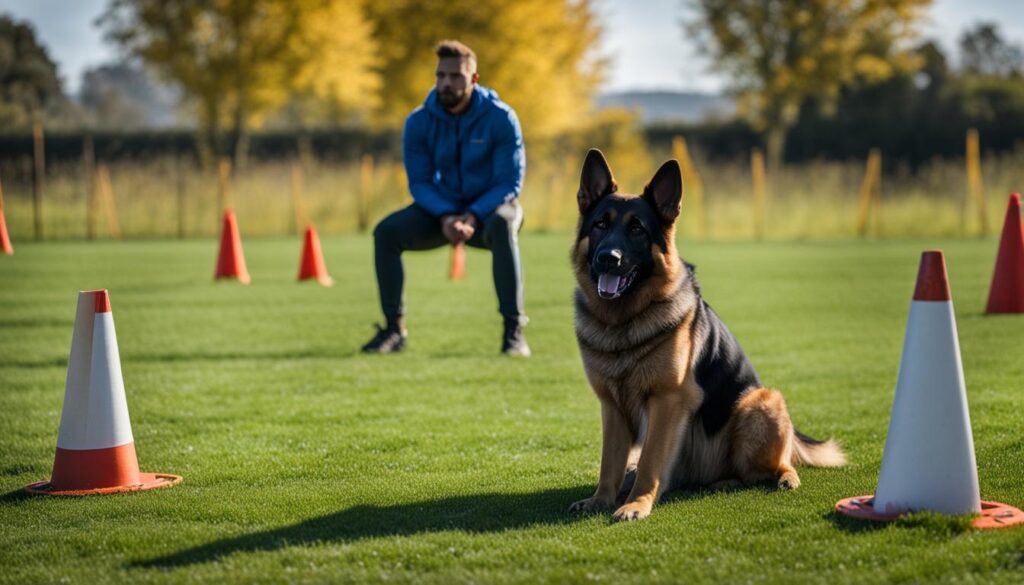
[1,148,1021,241]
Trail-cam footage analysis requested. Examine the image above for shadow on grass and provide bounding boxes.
[133,486,591,568]
[825,510,890,533]
[0,318,73,329]
[1,464,39,477]
[0,488,34,504]
[133,483,732,569]
[3,349,360,369]
[127,349,350,363]
[826,508,976,535]
[0,356,67,369]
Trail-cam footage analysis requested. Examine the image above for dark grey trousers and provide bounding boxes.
[372,201,527,326]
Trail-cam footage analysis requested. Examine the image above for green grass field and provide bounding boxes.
[1,234,1023,583]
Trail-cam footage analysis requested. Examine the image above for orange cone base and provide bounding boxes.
[836,496,1024,529]
[300,274,334,286]
[216,273,251,285]
[24,473,182,497]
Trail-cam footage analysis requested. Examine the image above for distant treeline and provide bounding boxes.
[0,128,400,167]
[784,73,1024,167]
[651,75,1024,167]
[1,71,1022,169]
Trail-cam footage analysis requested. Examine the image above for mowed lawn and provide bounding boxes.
[1,232,1023,584]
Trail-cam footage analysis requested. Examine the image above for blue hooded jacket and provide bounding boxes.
[403,86,525,220]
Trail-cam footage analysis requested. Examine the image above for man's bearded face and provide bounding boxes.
[436,57,476,110]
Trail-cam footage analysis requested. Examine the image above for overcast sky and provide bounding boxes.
[1,0,1023,95]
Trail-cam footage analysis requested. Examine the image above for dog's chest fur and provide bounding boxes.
[574,274,700,431]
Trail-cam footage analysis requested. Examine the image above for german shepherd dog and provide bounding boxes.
[569,150,845,521]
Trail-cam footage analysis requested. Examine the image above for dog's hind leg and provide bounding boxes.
[729,388,801,491]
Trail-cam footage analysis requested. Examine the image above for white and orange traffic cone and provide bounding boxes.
[836,251,1024,528]
[25,290,181,496]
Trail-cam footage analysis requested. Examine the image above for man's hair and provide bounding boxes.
[435,40,477,70]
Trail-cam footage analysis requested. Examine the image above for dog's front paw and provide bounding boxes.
[778,471,801,491]
[569,495,614,513]
[612,501,652,522]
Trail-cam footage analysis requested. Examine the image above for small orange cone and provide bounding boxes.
[298,224,333,286]
[449,243,465,281]
[25,290,181,496]
[836,251,1024,528]
[214,209,251,284]
[0,178,11,255]
[0,207,12,255]
[985,192,1024,313]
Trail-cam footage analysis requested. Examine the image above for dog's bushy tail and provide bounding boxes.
[791,430,846,467]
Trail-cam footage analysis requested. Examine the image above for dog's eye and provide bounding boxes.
[594,219,608,230]
[629,221,645,235]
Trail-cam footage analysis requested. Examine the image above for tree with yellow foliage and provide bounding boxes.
[688,0,931,168]
[365,0,606,139]
[100,0,379,166]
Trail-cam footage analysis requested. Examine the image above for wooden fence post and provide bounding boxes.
[32,124,44,241]
[176,153,187,239]
[751,148,766,240]
[358,154,374,233]
[673,136,706,238]
[966,128,987,236]
[544,169,564,232]
[217,157,232,213]
[83,136,96,240]
[96,164,121,239]
[291,162,307,233]
[856,148,882,237]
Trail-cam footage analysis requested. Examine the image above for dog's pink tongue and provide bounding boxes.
[598,273,622,295]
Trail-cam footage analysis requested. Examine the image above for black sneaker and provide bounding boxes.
[361,324,406,353]
[501,321,531,357]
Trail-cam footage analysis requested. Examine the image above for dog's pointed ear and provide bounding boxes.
[578,149,617,214]
[643,159,683,225]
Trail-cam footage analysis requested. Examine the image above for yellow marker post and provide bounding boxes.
[544,170,563,232]
[291,162,307,235]
[96,164,121,239]
[673,136,706,239]
[856,148,882,237]
[751,148,766,240]
[217,158,232,214]
[966,129,987,236]
[83,136,95,240]
[359,154,374,233]
[32,124,44,241]
[871,149,883,236]
[175,154,186,239]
